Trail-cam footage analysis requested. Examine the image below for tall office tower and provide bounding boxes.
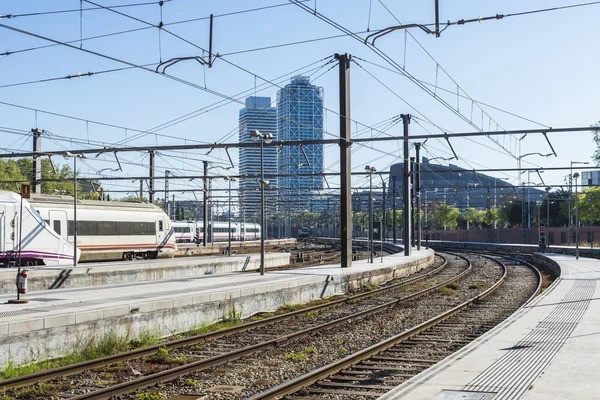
[238,96,278,219]
[277,76,324,212]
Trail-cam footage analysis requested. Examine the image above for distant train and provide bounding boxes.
[0,191,176,266]
[172,220,261,243]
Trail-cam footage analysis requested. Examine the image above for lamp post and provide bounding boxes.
[376,174,386,263]
[250,129,273,275]
[63,152,85,267]
[569,161,589,243]
[574,172,580,259]
[224,176,236,256]
[545,186,551,230]
[365,165,376,263]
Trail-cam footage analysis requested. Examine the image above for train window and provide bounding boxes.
[53,220,61,235]
[118,221,132,235]
[44,219,49,225]
[98,221,116,235]
[159,220,164,232]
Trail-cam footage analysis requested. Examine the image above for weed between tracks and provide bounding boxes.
[0,332,159,380]
[134,391,166,400]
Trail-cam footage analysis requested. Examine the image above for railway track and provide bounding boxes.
[0,252,523,400]
[250,252,541,399]
[0,253,474,400]
[0,254,449,396]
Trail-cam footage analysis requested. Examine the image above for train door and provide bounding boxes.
[48,210,68,241]
[3,204,16,253]
[157,218,165,244]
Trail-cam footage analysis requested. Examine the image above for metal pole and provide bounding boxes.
[148,150,155,203]
[139,179,143,201]
[569,165,572,243]
[165,170,170,215]
[73,156,78,267]
[392,176,397,244]
[260,138,265,275]
[415,143,421,251]
[466,188,470,231]
[203,161,208,247]
[410,157,416,248]
[228,179,232,256]
[17,194,23,299]
[382,179,386,244]
[32,128,42,194]
[547,191,550,230]
[528,170,531,229]
[575,175,580,259]
[369,172,373,263]
[335,52,353,268]
[402,114,412,256]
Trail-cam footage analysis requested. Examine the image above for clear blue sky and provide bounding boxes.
[1,0,599,203]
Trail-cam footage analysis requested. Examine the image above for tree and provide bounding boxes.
[577,187,600,224]
[483,207,500,227]
[462,207,485,228]
[431,203,459,230]
[499,200,523,227]
[1,158,100,199]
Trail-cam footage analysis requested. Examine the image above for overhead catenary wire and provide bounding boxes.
[0,0,172,19]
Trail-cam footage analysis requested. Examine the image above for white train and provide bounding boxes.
[0,191,176,266]
[173,220,261,243]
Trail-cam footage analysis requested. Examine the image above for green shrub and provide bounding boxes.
[439,287,455,295]
[285,352,308,362]
[469,281,487,289]
[134,392,165,400]
[445,282,460,290]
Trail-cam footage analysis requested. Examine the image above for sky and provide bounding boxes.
[1,0,599,206]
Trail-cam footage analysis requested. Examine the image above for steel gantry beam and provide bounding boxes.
[0,126,591,159]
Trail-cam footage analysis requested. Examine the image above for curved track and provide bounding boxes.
[250,252,541,399]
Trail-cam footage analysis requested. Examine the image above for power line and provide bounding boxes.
[0,0,171,19]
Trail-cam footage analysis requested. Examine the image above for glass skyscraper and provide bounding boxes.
[238,96,278,218]
[277,76,324,211]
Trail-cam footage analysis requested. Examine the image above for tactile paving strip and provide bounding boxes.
[0,309,49,318]
[462,279,596,399]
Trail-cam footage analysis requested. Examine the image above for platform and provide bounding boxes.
[0,252,291,294]
[379,253,600,400]
[0,248,434,368]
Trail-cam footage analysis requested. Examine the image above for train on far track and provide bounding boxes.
[172,220,261,243]
[0,191,176,266]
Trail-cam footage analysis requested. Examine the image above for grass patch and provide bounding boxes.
[439,287,455,295]
[362,283,382,291]
[445,282,460,290]
[285,352,309,362]
[14,382,71,399]
[147,347,186,365]
[184,378,200,386]
[304,346,318,354]
[469,281,488,289]
[306,310,319,320]
[183,319,242,337]
[0,333,134,380]
[134,392,165,400]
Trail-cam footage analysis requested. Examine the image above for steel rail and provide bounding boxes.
[249,254,507,399]
[63,253,469,399]
[0,253,447,391]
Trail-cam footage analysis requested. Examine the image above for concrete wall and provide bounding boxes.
[0,253,290,295]
[0,250,433,368]
[175,238,297,257]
